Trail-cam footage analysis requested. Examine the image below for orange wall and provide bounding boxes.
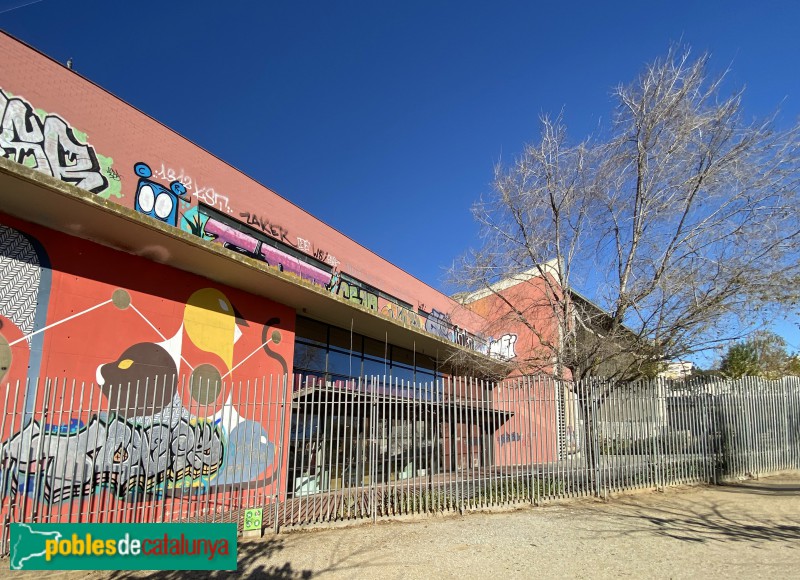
[493,380,558,465]
[0,213,295,521]
[0,32,486,338]
[465,274,563,371]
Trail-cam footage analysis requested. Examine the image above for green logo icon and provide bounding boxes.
[243,508,263,531]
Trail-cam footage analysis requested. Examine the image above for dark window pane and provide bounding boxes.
[416,354,438,372]
[296,317,327,345]
[364,337,388,359]
[294,341,327,372]
[391,346,414,366]
[330,326,362,351]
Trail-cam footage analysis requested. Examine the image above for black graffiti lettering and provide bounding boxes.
[239,210,298,248]
[0,88,108,193]
[498,432,523,446]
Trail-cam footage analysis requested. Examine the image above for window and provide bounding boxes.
[293,316,440,387]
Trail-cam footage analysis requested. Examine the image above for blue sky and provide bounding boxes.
[1,0,798,360]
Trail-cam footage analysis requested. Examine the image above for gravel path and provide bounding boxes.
[4,473,799,579]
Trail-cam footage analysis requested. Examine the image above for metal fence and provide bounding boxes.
[1,373,799,554]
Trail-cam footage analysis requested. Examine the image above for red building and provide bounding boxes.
[0,33,562,532]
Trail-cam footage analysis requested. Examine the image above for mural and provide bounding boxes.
[177,204,517,360]
[0,219,295,514]
[0,88,120,199]
[0,414,223,504]
[0,224,51,410]
[132,162,189,227]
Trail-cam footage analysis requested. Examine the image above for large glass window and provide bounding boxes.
[293,316,440,386]
[294,342,326,372]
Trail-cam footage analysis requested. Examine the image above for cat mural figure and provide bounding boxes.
[133,162,188,227]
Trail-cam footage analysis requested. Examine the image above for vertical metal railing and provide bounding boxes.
[2,373,800,555]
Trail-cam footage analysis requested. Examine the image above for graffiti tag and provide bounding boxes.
[0,414,224,504]
[298,237,340,268]
[240,211,294,246]
[497,432,523,446]
[0,88,109,193]
[488,334,518,360]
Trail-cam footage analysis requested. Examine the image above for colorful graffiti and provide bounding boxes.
[193,212,333,288]
[0,219,294,513]
[177,180,515,362]
[425,309,453,340]
[0,88,119,199]
[133,162,188,227]
[381,302,422,329]
[334,278,379,312]
[0,414,224,503]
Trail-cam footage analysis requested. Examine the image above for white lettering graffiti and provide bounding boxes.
[0,88,108,193]
[297,236,340,268]
[152,162,231,214]
[194,187,231,214]
[489,334,518,360]
[153,163,193,191]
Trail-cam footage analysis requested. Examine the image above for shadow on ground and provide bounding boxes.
[103,532,391,579]
[582,479,800,545]
[106,537,313,580]
[716,480,800,496]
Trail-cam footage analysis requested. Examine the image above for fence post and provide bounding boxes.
[273,373,289,534]
[586,379,601,498]
[370,376,378,524]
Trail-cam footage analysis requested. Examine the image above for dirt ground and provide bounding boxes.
[4,472,799,579]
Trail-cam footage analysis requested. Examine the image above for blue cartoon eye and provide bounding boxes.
[154,192,174,219]
[171,181,187,196]
[138,184,155,212]
[134,162,152,178]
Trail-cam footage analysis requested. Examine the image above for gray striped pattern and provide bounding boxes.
[0,224,41,343]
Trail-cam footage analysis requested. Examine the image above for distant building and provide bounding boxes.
[659,360,695,380]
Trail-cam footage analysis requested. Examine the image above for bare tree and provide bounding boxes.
[453,45,800,383]
[450,46,800,478]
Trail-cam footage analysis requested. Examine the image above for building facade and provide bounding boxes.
[0,33,561,529]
